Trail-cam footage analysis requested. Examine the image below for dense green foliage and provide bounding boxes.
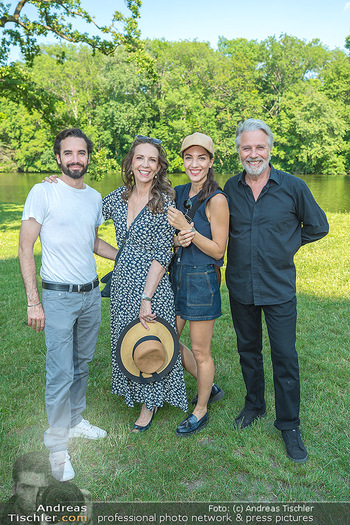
[1,35,350,175]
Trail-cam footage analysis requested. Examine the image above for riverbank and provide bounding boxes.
[1,171,350,213]
[0,204,349,502]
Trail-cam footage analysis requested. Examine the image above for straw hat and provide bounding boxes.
[115,317,179,384]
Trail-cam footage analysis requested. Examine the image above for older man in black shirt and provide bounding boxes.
[224,118,329,463]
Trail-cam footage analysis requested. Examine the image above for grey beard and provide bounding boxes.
[242,156,270,178]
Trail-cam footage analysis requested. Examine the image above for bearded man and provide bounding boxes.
[19,129,117,481]
[224,119,329,463]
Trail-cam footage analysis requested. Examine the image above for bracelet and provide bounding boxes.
[27,302,41,307]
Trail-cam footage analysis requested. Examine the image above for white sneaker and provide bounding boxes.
[69,419,107,440]
[49,450,75,482]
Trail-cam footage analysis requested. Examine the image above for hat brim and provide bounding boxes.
[115,317,179,384]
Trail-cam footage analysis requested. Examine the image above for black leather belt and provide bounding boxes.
[42,277,99,293]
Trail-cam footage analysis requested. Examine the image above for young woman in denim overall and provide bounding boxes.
[167,133,229,436]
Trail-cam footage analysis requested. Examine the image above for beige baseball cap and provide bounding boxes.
[180,132,214,156]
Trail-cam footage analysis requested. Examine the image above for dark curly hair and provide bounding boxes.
[121,136,175,214]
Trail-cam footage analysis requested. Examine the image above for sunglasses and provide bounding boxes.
[183,198,193,223]
[136,135,162,145]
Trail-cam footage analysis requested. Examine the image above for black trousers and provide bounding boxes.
[229,294,300,431]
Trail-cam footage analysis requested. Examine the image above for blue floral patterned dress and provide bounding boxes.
[102,186,188,412]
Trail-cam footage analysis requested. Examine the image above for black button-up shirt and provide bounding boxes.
[224,165,329,305]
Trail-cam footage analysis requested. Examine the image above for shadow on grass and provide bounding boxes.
[1,253,349,502]
[0,203,23,231]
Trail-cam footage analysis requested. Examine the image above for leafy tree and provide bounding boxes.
[0,98,55,172]
[0,61,60,126]
[0,0,144,66]
[1,36,349,175]
[217,37,262,116]
[273,82,348,174]
[147,40,243,173]
[216,38,265,171]
[93,46,156,163]
[319,49,350,104]
[0,1,155,125]
[0,42,154,174]
[32,44,104,126]
[319,48,350,169]
[145,40,215,171]
[257,34,329,117]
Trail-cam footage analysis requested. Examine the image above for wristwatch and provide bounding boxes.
[141,292,152,302]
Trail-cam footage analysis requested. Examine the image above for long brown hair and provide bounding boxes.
[181,148,221,202]
[121,137,175,213]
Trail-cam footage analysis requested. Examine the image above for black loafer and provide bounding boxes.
[233,407,266,429]
[191,384,224,405]
[282,428,308,463]
[176,412,209,437]
[133,408,156,433]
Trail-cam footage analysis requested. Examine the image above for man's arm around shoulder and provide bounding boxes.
[18,218,45,332]
[93,228,118,260]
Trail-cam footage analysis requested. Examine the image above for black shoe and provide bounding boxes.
[191,384,224,405]
[282,428,308,463]
[233,407,266,429]
[133,408,156,433]
[176,412,209,437]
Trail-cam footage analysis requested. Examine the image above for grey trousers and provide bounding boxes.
[42,286,101,452]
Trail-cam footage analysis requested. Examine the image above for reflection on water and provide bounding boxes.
[0,171,349,213]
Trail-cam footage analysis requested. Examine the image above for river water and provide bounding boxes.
[0,171,349,213]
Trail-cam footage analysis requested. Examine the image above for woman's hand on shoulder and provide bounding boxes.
[41,174,59,184]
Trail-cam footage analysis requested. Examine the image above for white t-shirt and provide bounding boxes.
[22,178,104,283]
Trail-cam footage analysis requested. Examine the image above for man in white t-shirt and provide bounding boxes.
[18,128,118,482]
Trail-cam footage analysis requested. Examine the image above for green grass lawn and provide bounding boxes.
[0,203,349,502]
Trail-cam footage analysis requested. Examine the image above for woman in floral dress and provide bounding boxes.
[102,136,187,432]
